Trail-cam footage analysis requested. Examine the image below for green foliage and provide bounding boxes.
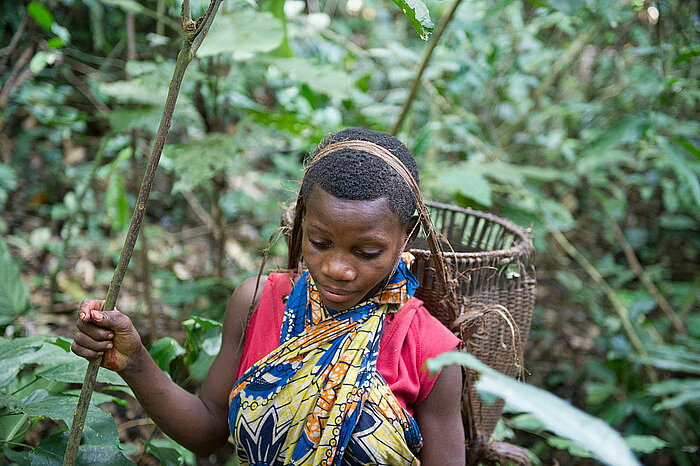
[0,0,697,462]
[198,10,284,59]
[428,351,641,465]
[0,238,30,318]
[0,337,130,463]
[389,0,434,40]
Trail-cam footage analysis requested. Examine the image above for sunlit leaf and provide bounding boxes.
[27,1,54,31]
[427,164,493,207]
[0,238,30,316]
[428,352,640,466]
[390,0,434,40]
[623,435,668,453]
[198,10,284,59]
[271,58,356,99]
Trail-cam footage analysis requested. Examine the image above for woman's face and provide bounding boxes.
[302,185,415,311]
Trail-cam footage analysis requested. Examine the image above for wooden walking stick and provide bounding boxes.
[62,1,223,463]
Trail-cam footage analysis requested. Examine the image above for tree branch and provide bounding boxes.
[62,1,224,464]
[391,0,464,136]
[609,219,685,335]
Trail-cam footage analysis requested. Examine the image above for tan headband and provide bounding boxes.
[306,140,421,203]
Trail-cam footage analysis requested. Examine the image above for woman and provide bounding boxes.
[73,128,465,465]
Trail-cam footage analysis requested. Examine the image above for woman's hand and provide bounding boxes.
[72,299,145,373]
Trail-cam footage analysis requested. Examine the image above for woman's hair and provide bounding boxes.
[300,128,419,226]
[287,128,420,269]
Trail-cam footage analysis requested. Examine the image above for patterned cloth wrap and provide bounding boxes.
[228,252,423,465]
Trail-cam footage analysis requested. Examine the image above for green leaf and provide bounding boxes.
[428,164,493,207]
[578,115,649,170]
[105,163,130,232]
[657,136,700,207]
[675,139,700,161]
[0,163,18,210]
[0,337,45,385]
[105,108,161,135]
[27,1,54,31]
[539,199,575,232]
[623,435,668,453]
[474,162,568,184]
[197,10,284,59]
[270,58,356,99]
[390,0,434,40]
[428,352,640,466]
[163,133,242,193]
[27,432,133,465]
[547,436,593,458]
[0,238,30,316]
[149,337,186,372]
[146,437,195,465]
[542,0,586,15]
[35,357,126,386]
[182,317,222,365]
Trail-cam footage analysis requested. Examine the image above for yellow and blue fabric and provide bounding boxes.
[229,252,423,465]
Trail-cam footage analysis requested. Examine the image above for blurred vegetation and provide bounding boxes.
[0,0,698,464]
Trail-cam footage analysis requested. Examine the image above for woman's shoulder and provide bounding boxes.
[396,298,461,347]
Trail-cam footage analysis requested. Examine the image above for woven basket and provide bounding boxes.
[409,202,536,464]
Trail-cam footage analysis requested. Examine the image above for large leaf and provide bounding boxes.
[198,10,284,59]
[428,352,640,466]
[20,432,133,465]
[149,337,186,372]
[427,164,492,207]
[163,133,243,193]
[0,338,45,386]
[270,58,356,99]
[0,238,30,316]
[3,391,120,448]
[390,0,434,40]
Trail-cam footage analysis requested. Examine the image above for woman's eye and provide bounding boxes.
[309,239,329,249]
[356,249,381,259]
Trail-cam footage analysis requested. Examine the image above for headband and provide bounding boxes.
[306,139,421,204]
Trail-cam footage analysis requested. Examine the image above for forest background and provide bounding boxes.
[0,0,698,464]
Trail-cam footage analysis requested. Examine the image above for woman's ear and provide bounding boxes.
[403,215,420,251]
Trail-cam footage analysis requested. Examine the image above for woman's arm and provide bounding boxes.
[414,364,465,466]
[72,275,266,456]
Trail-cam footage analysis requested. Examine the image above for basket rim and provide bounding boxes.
[410,201,534,261]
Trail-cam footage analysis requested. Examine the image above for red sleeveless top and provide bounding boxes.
[235,273,461,414]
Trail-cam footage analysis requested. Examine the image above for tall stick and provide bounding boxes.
[390,0,464,136]
[62,1,223,464]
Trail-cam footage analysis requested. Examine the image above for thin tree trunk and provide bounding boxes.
[62,1,224,463]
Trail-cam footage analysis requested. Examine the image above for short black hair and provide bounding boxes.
[300,128,419,225]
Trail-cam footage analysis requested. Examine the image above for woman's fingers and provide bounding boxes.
[89,309,133,333]
[76,318,114,342]
[73,328,114,353]
[78,299,105,321]
[71,340,103,360]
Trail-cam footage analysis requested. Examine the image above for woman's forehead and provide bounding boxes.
[304,187,403,235]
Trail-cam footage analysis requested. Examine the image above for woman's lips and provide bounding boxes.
[318,285,354,303]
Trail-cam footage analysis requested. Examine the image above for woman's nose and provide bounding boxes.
[321,254,356,282]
